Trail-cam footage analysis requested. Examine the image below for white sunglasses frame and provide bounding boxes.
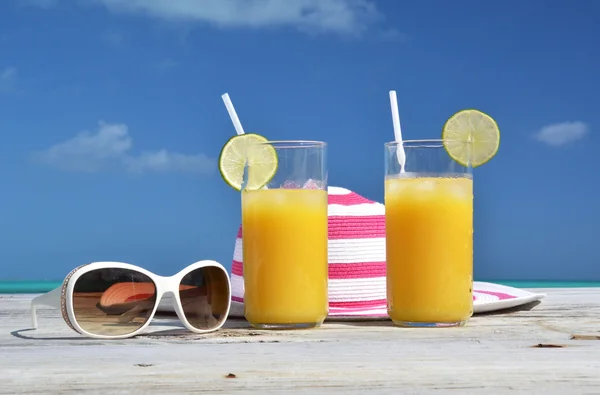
[31,260,232,339]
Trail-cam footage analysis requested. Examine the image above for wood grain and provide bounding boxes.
[1,288,600,394]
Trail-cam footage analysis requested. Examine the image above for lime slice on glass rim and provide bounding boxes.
[218,133,278,191]
[441,109,500,168]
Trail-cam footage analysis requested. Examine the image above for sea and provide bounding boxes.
[0,280,599,294]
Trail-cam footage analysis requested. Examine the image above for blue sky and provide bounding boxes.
[0,0,598,281]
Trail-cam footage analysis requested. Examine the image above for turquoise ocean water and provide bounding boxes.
[0,280,599,294]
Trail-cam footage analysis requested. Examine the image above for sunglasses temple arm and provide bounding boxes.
[31,287,62,329]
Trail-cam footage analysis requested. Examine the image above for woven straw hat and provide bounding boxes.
[229,186,387,320]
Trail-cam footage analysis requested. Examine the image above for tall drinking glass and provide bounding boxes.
[384,139,473,327]
[242,140,328,329]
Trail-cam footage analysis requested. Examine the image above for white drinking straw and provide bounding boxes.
[221,93,245,135]
[388,90,406,172]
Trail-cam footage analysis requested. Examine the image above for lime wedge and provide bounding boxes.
[441,109,500,168]
[218,133,277,191]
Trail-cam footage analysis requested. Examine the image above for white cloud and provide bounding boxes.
[18,0,399,38]
[534,121,589,147]
[90,0,383,36]
[31,121,214,174]
[0,67,17,92]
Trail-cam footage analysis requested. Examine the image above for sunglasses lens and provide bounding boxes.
[179,267,229,330]
[72,268,157,336]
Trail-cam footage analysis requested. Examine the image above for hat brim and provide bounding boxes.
[220,282,546,322]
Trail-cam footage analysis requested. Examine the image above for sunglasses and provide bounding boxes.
[30,260,232,339]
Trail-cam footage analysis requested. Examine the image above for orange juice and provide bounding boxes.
[241,188,328,328]
[385,175,473,325]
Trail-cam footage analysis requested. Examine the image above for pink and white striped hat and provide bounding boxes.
[228,186,546,320]
[229,186,386,319]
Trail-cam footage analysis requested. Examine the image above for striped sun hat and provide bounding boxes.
[229,186,388,320]
[227,186,547,320]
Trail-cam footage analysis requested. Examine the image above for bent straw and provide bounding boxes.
[221,93,245,135]
[388,90,406,172]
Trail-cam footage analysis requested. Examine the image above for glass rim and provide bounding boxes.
[385,139,467,146]
[256,140,326,148]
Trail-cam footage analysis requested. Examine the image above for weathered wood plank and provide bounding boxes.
[1,288,600,394]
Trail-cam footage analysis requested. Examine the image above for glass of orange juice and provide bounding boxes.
[241,140,328,329]
[384,139,473,327]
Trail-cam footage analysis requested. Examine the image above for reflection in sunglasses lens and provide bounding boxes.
[72,268,157,336]
[179,267,229,330]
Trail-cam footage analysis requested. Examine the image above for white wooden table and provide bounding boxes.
[1,288,599,394]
